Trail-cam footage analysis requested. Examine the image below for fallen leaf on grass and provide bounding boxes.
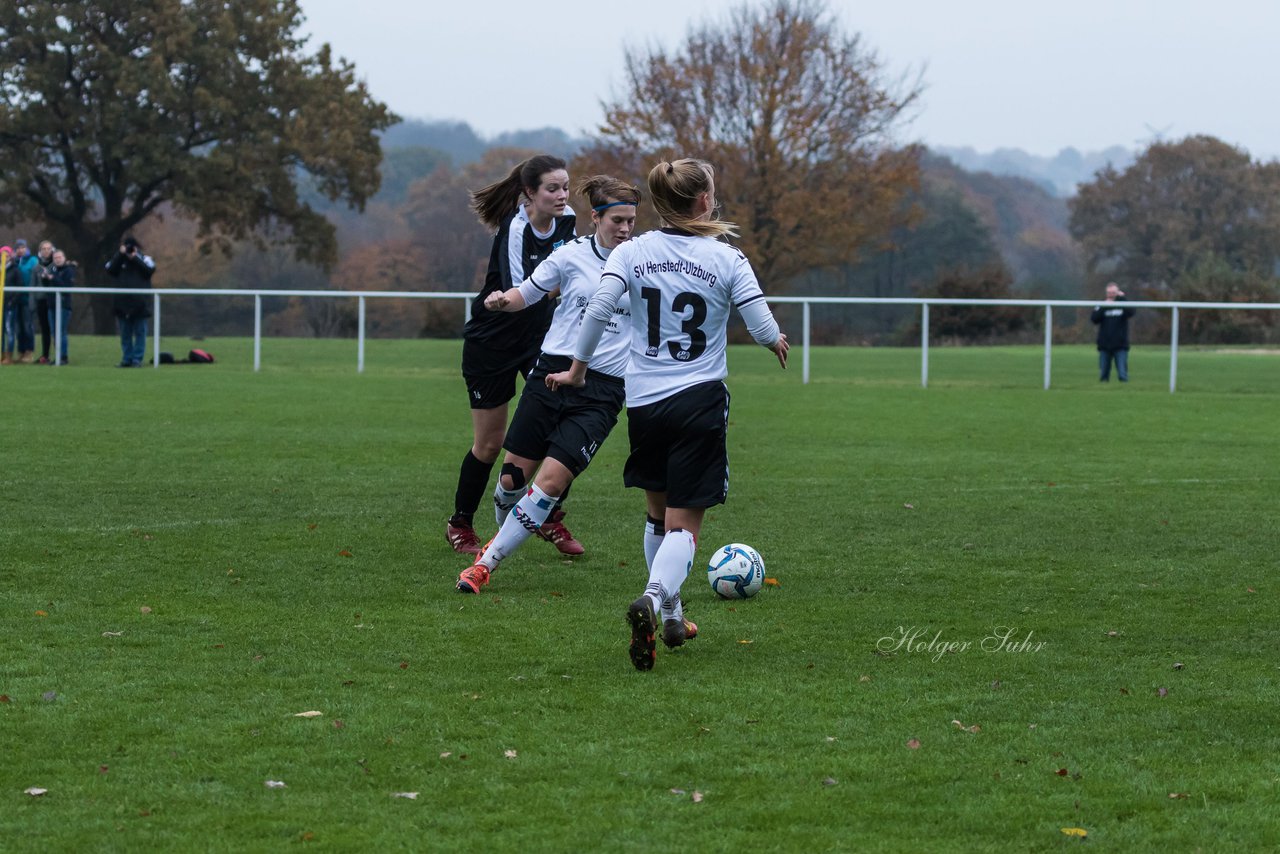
[1172,662,1184,670]
[399,662,409,670]
[0,695,9,703]
[264,780,287,789]
[332,720,344,729]
[737,639,753,645]
[102,631,123,637]
[825,736,837,743]
[293,711,323,718]
[439,752,452,759]
[24,787,48,796]
[35,610,47,617]
[391,792,419,799]
[1169,792,1190,799]
[139,606,152,614]
[822,777,838,786]
[548,591,564,597]
[504,750,518,759]
[763,577,780,587]
[308,524,318,530]
[670,788,685,795]
[1060,827,1088,838]
[99,765,109,774]
[1157,687,1169,698]
[1056,768,1069,777]
[903,503,915,510]
[951,720,981,734]
[338,549,353,558]
[42,692,57,702]
[691,791,704,803]
[906,739,921,750]
[859,675,870,683]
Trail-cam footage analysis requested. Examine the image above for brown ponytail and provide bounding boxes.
[575,175,641,210]
[470,154,569,230]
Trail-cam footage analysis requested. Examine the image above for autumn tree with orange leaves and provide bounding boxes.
[587,0,922,288]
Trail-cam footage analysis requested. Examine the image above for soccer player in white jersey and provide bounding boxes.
[445,155,584,558]
[456,178,697,630]
[547,158,789,671]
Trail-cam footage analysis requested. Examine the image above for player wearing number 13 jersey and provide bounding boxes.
[546,158,789,671]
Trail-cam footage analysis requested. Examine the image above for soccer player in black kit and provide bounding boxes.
[446,155,585,556]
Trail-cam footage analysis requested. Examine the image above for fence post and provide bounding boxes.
[802,301,811,385]
[254,294,262,372]
[1169,305,1179,393]
[357,295,366,374]
[152,293,161,368]
[920,303,929,388]
[1043,305,1053,390]
[54,291,63,367]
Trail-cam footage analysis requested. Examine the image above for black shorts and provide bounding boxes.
[623,380,730,509]
[503,355,626,478]
[461,338,541,410]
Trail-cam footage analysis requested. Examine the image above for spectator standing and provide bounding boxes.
[1091,282,1135,382]
[33,240,56,363]
[2,239,38,364]
[48,250,76,365]
[105,236,155,367]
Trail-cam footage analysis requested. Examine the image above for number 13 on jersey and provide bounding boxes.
[640,286,709,362]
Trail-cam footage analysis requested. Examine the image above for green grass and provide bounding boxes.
[2,337,1278,851]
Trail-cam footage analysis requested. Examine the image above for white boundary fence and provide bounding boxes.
[10,285,1280,392]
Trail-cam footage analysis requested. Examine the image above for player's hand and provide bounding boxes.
[771,332,789,370]
[545,369,585,391]
[484,291,510,311]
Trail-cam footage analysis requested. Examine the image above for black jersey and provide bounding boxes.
[465,205,577,349]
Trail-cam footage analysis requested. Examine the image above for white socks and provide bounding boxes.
[481,484,559,569]
[645,529,695,618]
[646,517,684,623]
[493,482,524,527]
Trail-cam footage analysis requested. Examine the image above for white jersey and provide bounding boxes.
[517,234,631,378]
[583,228,780,407]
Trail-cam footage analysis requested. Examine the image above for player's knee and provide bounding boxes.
[500,462,526,492]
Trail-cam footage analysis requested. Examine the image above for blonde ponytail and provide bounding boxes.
[646,159,737,238]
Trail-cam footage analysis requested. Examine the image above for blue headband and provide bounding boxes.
[593,201,637,212]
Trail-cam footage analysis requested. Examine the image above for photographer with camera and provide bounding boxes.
[105,236,156,367]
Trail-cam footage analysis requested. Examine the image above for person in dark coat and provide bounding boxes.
[1091,282,1135,382]
[105,236,156,367]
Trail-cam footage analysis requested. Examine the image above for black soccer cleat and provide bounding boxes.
[626,597,657,671]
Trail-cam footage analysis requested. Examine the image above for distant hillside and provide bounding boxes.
[934,145,1134,197]
[923,151,1083,298]
[380,119,588,163]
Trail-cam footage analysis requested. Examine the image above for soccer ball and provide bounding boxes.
[707,543,765,599]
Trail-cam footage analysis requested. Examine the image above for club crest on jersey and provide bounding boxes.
[645,346,660,358]
[553,240,565,250]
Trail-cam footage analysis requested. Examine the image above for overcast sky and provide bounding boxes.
[297,0,1278,159]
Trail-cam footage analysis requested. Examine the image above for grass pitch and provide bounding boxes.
[1,338,1278,851]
